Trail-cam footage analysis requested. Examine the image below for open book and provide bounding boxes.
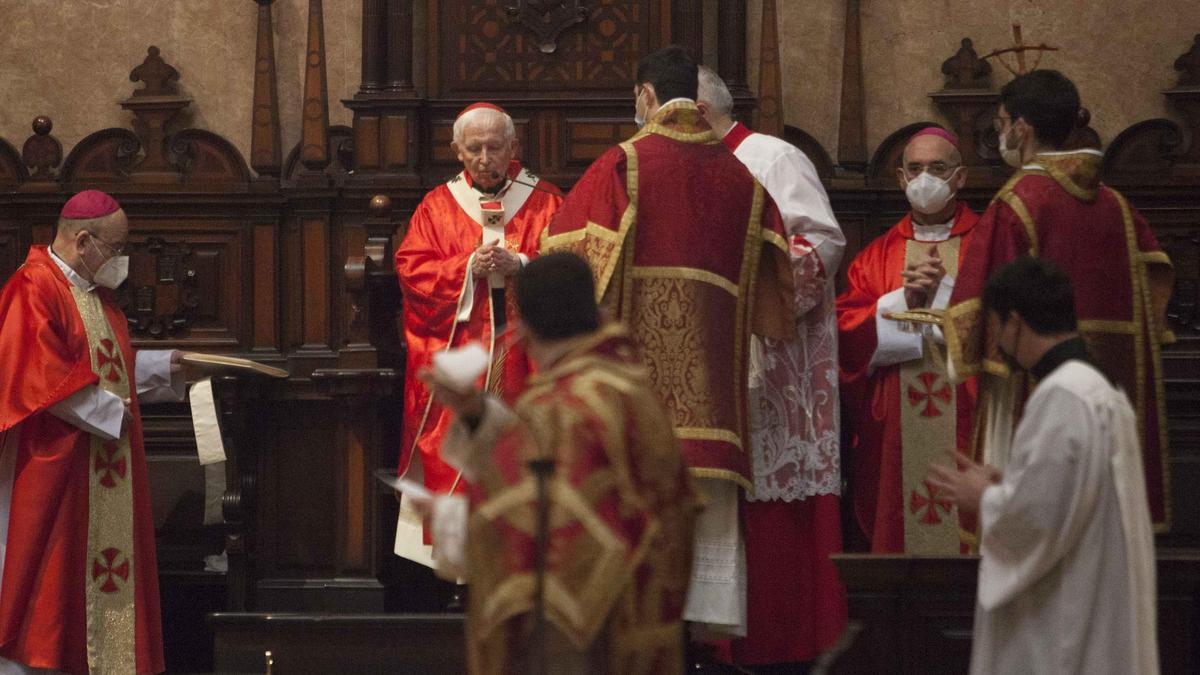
[181,353,289,378]
[882,307,945,326]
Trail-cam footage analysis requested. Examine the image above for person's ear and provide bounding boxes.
[951,166,967,191]
[896,166,908,189]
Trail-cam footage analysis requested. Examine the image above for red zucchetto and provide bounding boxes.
[910,126,959,148]
[60,190,121,220]
[456,102,507,119]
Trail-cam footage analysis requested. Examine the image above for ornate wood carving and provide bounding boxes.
[1166,34,1200,166]
[251,0,283,179]
[754,0,783,137]
[434,0,644,94]
[837,0,867,170]
[22,116,62,181]
[118,236,200,338]
[670,0,702,61]
[1103,119,1186,176]
[503,0,590,54]
[1173,33,1200,86]
[940,38,991,90]
[129,46,181,96]
[299,0,331,178]
[122,47,193,180]
[929,88,1001,169]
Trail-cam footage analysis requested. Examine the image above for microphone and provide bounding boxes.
[490,171,561,197]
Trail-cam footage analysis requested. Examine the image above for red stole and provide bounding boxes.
[0,246,163,674]
[543,100,794,489]
[394,163,562,495]
[944,153,1174,527]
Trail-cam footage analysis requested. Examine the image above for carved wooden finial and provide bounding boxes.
[129,46,181,97]
[940,38,992,89]
[22,115,62,179]
[1174,34,1200,87]
[367,194,393,219]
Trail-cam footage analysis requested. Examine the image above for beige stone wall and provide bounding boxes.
[764,0,1200,161]
[0,0,360,171]
[1,1,1195,170]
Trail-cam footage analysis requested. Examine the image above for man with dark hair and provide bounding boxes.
[413,252,698,674]
[929,257,1158,675]
[544,45,796,639]
[943,69,1174,530]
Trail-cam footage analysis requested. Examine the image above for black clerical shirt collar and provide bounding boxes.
[1030,336,1097,381]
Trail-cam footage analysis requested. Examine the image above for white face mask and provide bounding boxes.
[904,170,956,215]
[633,87,647,128]
[999,128,1023,168]
[85,237,129,290]
[94,254,129,290]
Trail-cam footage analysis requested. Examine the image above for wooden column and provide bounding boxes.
[386,0,414,91]
[299,0,331,178]
[754,0,783,137]
[361,0,387,92]
[717,0,748,92]
[671,0,703,61]
[250,0,282,179]
[837,0,867,170]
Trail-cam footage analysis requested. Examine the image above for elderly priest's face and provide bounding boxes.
[452,111,516,192]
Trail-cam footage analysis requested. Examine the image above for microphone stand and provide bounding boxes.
[526,456,556,675]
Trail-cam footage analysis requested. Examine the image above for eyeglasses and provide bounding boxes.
[87,231,127,256]
[902,161,960,180]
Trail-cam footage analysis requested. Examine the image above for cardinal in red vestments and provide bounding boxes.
[543,46,795,640]
[838,128,980,554]
[393,103,563,565]
[943,71,1173,529]
[0,191,184,674]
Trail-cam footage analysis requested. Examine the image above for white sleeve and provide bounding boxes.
[867,287,924,373]
[431,494,470,581]
[135,350,186,404]
[456,253,478,323]
[48,385,125,440]
[977,386,1102,609]
[760,147,846,274]
[441,395,516,483]
[926,273,955,345]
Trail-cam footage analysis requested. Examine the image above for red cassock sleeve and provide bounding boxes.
[836,233,897,404]
[0,261,98,432]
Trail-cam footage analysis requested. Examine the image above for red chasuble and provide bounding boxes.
[837,203,980,552]
[943,151,1174,528]
[464,325,697,674]
[543,101,795,489]
[0,246,163,674]
[395,161,562,496]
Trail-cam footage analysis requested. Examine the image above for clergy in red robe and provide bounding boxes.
[838,128,980,554]
[543,46,795,638]
[0,191,184,674]
[697,66,846,667]
[393,103,563,565]
[943,70,1173,529]
[418,253,698,674]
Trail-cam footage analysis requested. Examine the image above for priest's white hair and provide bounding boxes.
[453,107,516,145]
[697,65,734,116]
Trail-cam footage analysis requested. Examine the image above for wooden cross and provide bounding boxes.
[980,24,1059,76]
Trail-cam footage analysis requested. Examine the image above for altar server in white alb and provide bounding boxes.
[928,256,1158,675]
[697,66,848,668]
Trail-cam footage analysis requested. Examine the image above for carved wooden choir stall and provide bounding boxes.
[0,1,1197,672]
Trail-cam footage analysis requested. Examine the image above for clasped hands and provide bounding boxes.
[471,242,522,277]
[903,244,946,309]
[925,451,1003,515]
